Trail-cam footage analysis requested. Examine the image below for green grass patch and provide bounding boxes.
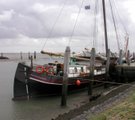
[87,88,135,120]
[130,93,135,102]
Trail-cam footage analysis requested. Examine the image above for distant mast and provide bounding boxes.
[124,35,129,58]
[102,0,109,56]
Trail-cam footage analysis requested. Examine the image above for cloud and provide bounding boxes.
[0,0,134,53]
[123,1,135,23]
[0,9,15,22]
[32,3,59,13]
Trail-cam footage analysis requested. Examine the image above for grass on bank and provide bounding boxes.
[87,90,135,120]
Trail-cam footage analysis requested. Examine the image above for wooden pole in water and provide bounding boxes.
[127,50,130,65]
[104,49,110,88]
[118,49,123,65]
[20,52,23,60]
[61,46,70,106]
[28,52,31,60]
[88,48,95,95]
[34,51,36,59]
[30,56,33,69]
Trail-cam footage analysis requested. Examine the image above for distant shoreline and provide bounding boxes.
[0,56,9,59]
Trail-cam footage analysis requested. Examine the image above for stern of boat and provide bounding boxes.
[13,62,31,100]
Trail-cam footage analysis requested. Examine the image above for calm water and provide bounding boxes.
[0,53,89,120]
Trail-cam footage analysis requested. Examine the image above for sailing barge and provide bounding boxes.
[13,0,135,100]
[13,61,105,100]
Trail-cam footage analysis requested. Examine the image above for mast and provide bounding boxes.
[102,0,109,56]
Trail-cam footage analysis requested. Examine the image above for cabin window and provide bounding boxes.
[74,67,77,73]
[57,64,62,74]
[81,67,83,72]
[69,69,73,74]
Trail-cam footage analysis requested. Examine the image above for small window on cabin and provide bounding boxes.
[74,67,77,73]
[81,67,83,72]
[69,69,73,74]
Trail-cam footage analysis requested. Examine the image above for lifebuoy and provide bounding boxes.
[44,66,54,75]
[36,66,44,74]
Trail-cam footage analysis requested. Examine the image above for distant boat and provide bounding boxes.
[0,56,9,59]
[75,48,118,62]
[0,53,9,59]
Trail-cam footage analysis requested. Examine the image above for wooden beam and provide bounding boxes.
[88,48,95,95]
[61,46,70,106]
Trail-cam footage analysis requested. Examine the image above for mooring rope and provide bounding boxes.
[73,78,133,86]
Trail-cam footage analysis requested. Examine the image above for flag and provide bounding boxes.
[85,5,90,10]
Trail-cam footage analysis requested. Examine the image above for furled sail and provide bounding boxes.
[41,50,64,57]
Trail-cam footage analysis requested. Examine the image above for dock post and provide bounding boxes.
[34,51,36,59]
[20,52,23,60]
[61,46,70,106]
[28,52,31,60]
[104,49,110,88]
[127,50,130,65]
[1,53,3,57]
[133,52,135,61]
[30,56,33,69]
[118,49,123,65]
[88,48,95,95]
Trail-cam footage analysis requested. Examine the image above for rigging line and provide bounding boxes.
[93,0,99,48]
[112,0,128,51]
[109,0,120,51]
[68,0,85,47]
[41,0,68,51]
[112,0,128,34]
[112,0,129,51]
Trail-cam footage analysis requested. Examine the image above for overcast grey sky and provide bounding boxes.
[0,0,134,53]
